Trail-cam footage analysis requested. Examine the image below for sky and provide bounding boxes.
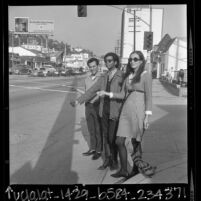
[8,5,187,56]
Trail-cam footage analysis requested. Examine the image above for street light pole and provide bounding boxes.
[149,5,152,32]
[147,5,152,74]
[46,35,49,53]
[12,31,14,68]
[133,9,136,52]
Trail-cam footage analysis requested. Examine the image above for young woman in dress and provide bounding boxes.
[97,50,156,178]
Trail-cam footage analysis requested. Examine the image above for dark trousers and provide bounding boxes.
[101,111,118,162]
[85,102,102,153]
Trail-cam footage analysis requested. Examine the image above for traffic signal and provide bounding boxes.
[77,5,87,17]
[143,31,153,51]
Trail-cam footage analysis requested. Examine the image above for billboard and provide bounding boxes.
[14,18,54,35]
[15,17,29,33]
[29,20,54,35]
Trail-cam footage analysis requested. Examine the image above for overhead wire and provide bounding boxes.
[107,5,150,27]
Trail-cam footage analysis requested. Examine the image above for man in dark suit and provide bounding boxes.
[72,53,124,171]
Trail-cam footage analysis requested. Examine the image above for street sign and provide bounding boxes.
[156,34,175,52]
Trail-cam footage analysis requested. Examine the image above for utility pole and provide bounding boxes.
[147,5,152,74]
[64,43,67,68]
[117,39,120,55]
[46,35,49,52]
[133,9,136,52]
[12,31,14,68]
[18,35,21,46]
[149,5,152,32]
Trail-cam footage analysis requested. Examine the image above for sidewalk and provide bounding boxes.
[72,79,187,184]
[159,78,187,97]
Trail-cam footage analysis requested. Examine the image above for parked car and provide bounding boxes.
[29,70,39,77]
[61,69,73,76]
[43,65,57,76]
[10,64,32,75]
[37,67,47,77]
[9,68,13,74]
[13,69,20,75]
[18,68,32,75]
[52,70,60,76]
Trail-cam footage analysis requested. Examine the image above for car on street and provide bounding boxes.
[52,70,60,76]
[37,67,48,77]
[10,64,32,75]
[37,66,56,77]
[9,68,14,74]
[44,65,57,76]
[18,68,32,75]
[61,69,73,76]
[29,70,39,77]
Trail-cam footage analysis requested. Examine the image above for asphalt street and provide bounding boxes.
[9,75,86,184]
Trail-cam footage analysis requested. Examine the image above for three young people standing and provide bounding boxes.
[72,51,156,178]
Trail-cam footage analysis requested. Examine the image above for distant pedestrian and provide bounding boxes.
[72,58,102,160]
[178,69,184,85]
[97,51,156,178]
[170,67,174,83]
[71,52,124,171]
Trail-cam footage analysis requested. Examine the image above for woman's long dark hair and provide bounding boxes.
[124,51,146,84]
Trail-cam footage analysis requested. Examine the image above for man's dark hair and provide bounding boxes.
[87,58,99,66]
[104,52,120,68]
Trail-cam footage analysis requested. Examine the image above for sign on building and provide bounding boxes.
[156,34,175,53]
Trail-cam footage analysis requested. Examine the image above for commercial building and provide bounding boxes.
[9,46,47,69]
[63,48,90,70]
[159,37,187,82]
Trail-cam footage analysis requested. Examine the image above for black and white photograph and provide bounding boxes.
[6,4,190,188]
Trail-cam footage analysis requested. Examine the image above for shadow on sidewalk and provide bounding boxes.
[10,77,80,184]
[77,117,90,149]
[143,103,187,170]
[122,103,188,184]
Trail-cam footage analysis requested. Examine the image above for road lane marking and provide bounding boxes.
[10,80,73,86]
[10,81,84,89]
[10,85,77,93]
[61,84,84,89]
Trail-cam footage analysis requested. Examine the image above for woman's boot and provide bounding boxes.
[130,138,141,176]
[131,138,156,177]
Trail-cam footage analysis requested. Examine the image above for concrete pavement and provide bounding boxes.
[72,78,187,184]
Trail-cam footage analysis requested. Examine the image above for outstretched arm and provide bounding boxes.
[76,76,102,104]
[97,79,127,100]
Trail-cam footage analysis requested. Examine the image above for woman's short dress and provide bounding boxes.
[116,90,145,141]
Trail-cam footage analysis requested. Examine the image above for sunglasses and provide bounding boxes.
[105,59,114,63]
[129,58,141,62]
